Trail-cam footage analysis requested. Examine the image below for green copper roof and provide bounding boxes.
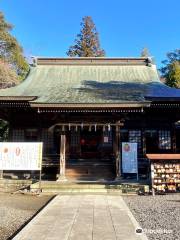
[0,58,179,104]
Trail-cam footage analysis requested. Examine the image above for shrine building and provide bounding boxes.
[0,57,180,181]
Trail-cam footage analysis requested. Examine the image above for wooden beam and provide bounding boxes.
[146,154,180,160]
[30,102,151,108]
[53,123,124,127]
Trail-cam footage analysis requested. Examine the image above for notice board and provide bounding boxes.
[0,142,43,170]
[122,142,138,173]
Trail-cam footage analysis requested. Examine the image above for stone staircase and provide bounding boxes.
[33,159,150,194]
[30,181,149,194]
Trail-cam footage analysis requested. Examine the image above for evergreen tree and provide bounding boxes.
[0,59,18,88]
[67,16,105,57]
[160,49,180,88]
[0,12,29,81]
[166,61,180,88]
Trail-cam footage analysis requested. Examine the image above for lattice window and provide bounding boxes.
[41,128,54,153]
[129,130,142,151]
[159,130,171,150]
[12,129,25,142]
[121,129,129,142]
[25,129,38,142]
[71,130,80,146]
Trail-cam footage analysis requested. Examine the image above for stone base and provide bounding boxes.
[0,170,3,180]
[114,175,123,182]
[56,175,68,182]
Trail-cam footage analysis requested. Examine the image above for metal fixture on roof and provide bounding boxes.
[147,57,152,67]
[31,56,37,67]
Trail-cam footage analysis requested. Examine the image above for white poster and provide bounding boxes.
[0,142,43,170]
[122,142,137,173]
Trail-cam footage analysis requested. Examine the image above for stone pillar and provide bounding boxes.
[57,134,67,181]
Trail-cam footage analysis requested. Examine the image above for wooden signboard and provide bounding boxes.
[146,154,180,194]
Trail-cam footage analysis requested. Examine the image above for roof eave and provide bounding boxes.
[0,96,37,101]
[145,97,180,102]
[29,102,151,108]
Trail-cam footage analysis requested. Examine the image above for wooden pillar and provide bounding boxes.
[114,121,121,179]
[142,129,146,156]
[57,134,67,181]
[172,126,176,153]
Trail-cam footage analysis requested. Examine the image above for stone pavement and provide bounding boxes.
[13,195,148,240]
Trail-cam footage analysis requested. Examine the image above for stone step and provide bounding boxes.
[41,188,123,194]
[30,181,149,194]
[31,183,112,189]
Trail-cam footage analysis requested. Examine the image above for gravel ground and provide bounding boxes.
[123,194,180,240]
[0,193,53,240]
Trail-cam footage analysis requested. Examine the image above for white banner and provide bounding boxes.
[0,142,43,170]
[122,142,137,173]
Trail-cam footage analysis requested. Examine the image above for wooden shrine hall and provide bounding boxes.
[0,57,180,181]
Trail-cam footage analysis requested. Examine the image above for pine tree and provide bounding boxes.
[67,16,105,57]
[0,12,29,81]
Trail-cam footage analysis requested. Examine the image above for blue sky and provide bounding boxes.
[1,0,180,67]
